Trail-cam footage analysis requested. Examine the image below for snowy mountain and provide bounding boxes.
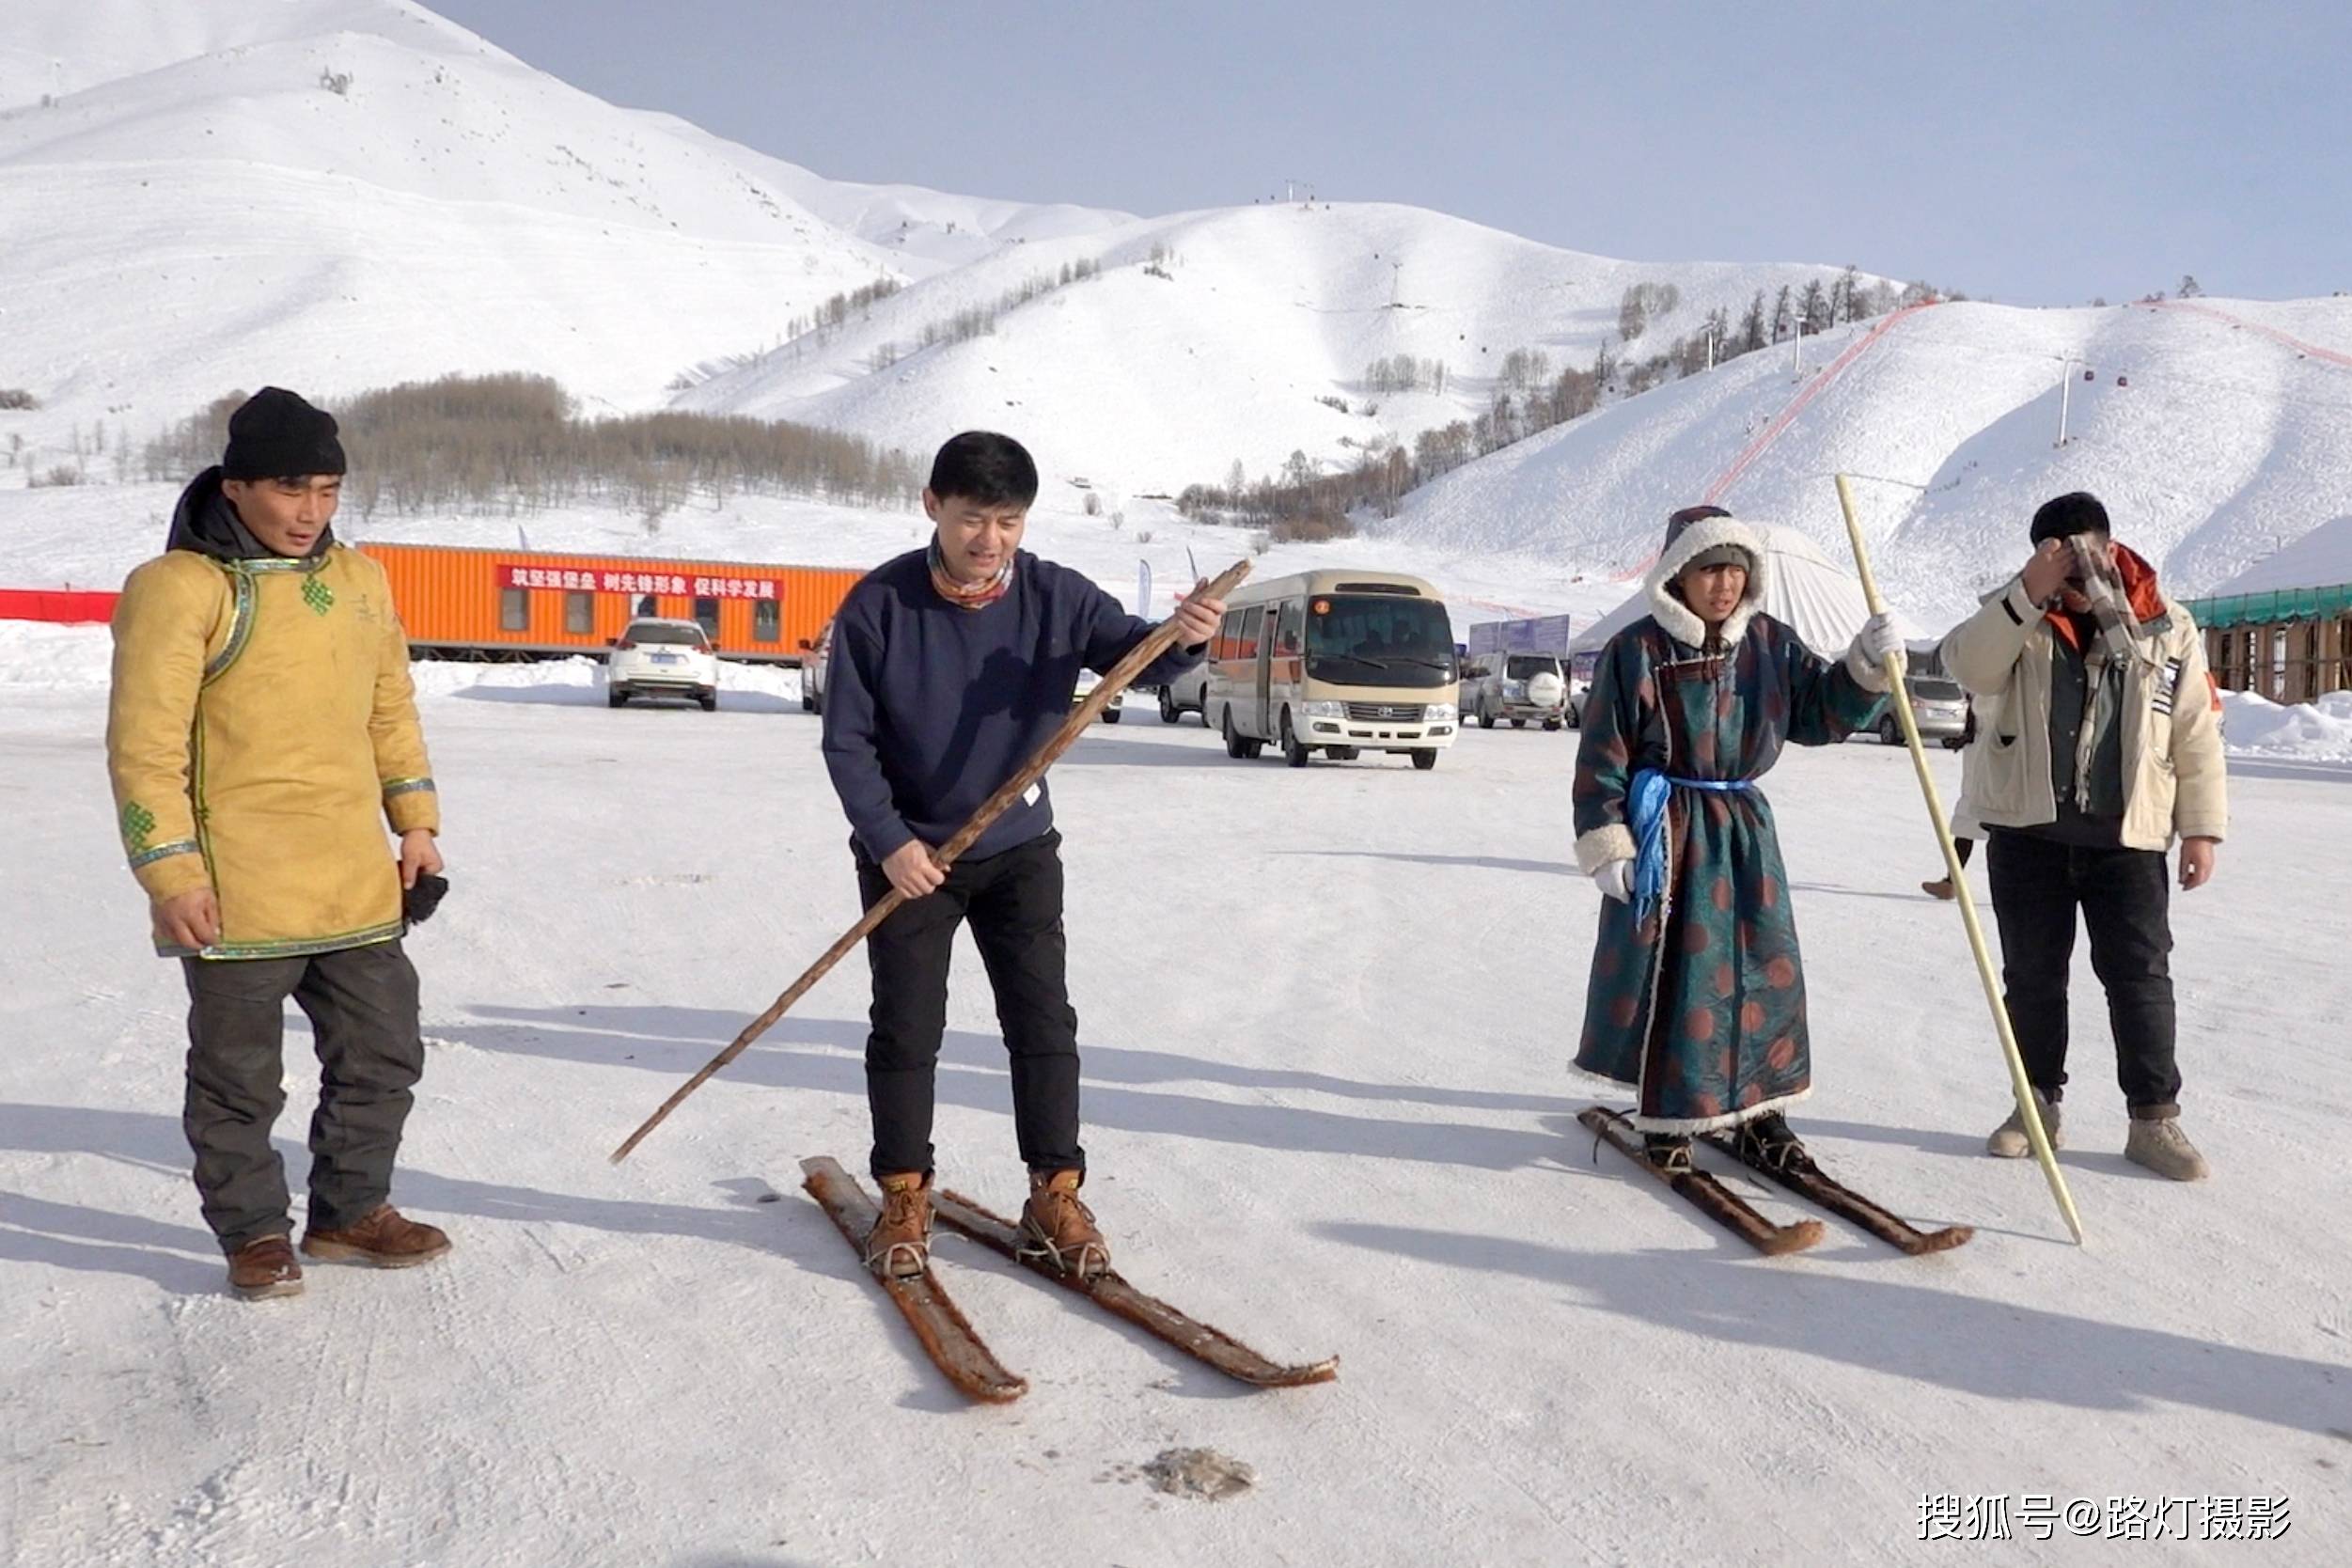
[0,0,1111,432]
[1375,294,2352,627]
[6,0,2346,641]
[0,0,1872,504]
[679,197,1876,498]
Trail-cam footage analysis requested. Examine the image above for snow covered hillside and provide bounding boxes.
[680,197,1879,496]
[1378,294,2352,629]
[0,0,1115,436]
[1,0,1877,508]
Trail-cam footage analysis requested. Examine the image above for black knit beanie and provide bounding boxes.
[221,387,346,480]
[2029,491,2109,545]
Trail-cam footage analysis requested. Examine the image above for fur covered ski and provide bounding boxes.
[931,1188,1339,1388]
[1701,1135,1973,1255]
[799,1157,1027,1403]
[1578,1107,1824,1256]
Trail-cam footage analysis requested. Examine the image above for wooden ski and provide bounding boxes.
[1578,1107,1824,1256]
[1701,1135,1973,1255]
[800,1157,1027,1403]
[932,1188,1338,1388]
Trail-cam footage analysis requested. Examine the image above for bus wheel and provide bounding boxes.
[1158,687,1179,723]
[1222,708,1250,760]
[1411,748,1438,771]
[1280,712,1309,768]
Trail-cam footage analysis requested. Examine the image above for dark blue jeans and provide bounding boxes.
[1986,830,2181,1117]
[855,832,1084,1181]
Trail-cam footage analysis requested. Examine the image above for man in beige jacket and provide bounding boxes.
[109,388,454,1298]
[1939,492,2226,1180]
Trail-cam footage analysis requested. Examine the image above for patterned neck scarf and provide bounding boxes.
[928,537,1014,610]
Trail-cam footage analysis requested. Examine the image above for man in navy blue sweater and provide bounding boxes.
[821,431,1223,1280]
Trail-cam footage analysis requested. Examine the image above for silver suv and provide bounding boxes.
[1462,651,1569,730]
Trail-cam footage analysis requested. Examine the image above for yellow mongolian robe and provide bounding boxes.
[107,544,439,959]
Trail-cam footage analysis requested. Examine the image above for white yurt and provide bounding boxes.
[1572,522,1878,658]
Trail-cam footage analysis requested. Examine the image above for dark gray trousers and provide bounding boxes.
[180,941,425,1253]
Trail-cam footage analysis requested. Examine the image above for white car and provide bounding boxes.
[799,618,835,715]
[608,618,718,711]
[1155,659,1211,725]
[1073,667,1124,723]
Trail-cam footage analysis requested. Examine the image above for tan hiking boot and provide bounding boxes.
[2125,1117,2210,1182]
[227,1234,304,1300]
[1921,876,1956,901]
[1986,1090,2062,1158]
[1018,1169,1108,1280]
[300,1205,451,1268]
[865,1172,932,1279]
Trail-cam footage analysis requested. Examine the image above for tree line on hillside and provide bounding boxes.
[140,374,922,523]
[1183,269,1955,540]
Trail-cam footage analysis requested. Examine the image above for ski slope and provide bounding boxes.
[2,626,2346,1565]
[1379,294,2352,628]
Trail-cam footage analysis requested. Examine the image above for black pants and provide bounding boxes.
[857,832,1083,1181]
[1985,831,2180,1116]
[181,941,425,1253]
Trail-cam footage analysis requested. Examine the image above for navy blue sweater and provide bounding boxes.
[821,548,1201,863]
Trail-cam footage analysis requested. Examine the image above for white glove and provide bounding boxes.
[1853,612,1904,666]
[1593,858,1633,904]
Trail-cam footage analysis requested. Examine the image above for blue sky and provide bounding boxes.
[429,0,2349,305]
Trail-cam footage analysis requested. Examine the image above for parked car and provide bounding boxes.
[1074,667,1124,722]
[1462,651,1570,729]
[1155,659,1212,725]
[1879,672,1969,746]
[608,618,718,711]
[798,617,835,715]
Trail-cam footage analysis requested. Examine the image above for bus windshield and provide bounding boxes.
[1305,595,1456,688]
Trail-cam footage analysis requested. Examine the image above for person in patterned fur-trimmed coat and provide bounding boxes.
[1572,505,1900,1174]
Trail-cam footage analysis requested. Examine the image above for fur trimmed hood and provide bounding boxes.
[1644,513,1770,649]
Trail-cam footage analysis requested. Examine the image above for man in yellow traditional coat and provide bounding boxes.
[108,388,454,1300]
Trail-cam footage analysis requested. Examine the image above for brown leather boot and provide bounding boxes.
[300,1205,451,1268]
[865,1171,932,1279]
[227,1233,304,1300]
[1018,1169,1108,1280]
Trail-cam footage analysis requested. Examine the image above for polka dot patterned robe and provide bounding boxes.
[1571,592,1887,1134]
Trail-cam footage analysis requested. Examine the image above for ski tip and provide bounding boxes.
[1268,1357,1341,1387]
[1912,1225,1975,1254]
[799,1154,847,1182]
[1759,1219,1827,1256]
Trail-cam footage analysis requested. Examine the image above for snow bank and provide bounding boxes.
[2221,689,2352,761]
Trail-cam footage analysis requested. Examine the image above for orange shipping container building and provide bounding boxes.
[359,544,863,664]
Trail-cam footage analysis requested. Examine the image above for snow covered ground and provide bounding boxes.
[2,626,2347,1566]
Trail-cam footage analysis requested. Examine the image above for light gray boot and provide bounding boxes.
[1986,1090,2062,1158]
[2125,1118,2210,1182]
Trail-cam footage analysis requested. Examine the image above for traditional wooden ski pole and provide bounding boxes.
[610,558,1253,1164]
[1833,474,2083,1244]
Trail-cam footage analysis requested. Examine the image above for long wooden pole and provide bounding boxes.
[1832,474,2083,1244]
[609,558,1253,1164]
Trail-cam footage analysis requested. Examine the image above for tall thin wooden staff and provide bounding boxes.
[1833,475,2083,1244]
[610,558,1253,1164]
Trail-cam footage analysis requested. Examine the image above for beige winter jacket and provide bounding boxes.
[1938,559,2226,852]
